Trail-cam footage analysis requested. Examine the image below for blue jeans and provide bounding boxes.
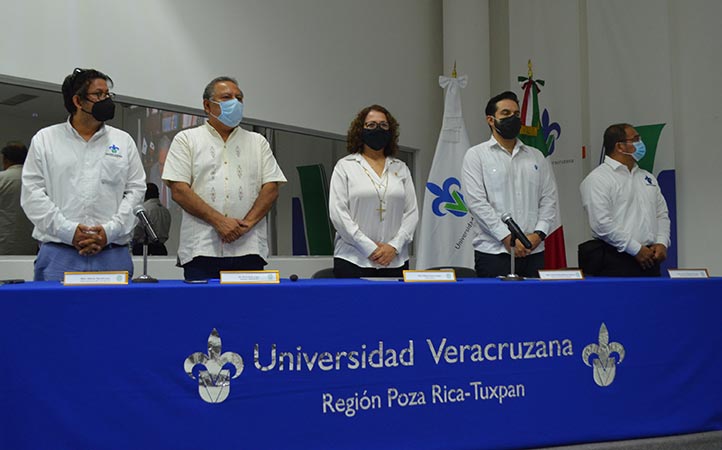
[34,242,133,281]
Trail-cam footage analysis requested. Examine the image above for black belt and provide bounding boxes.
[47,242,128,251]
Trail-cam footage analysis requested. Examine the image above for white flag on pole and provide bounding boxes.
[415,75,475,270]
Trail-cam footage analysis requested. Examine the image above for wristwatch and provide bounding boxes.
[534,230,547,241]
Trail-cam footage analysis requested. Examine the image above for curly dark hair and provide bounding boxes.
[346,104,400,156]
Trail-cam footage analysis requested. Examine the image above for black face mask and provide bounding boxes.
[494,115,522,140]
[82,97,116,122]
[361,128,392,151]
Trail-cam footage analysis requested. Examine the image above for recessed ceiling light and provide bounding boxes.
[0,93,38,106]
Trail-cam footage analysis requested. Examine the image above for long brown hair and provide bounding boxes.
[346,104,400,156]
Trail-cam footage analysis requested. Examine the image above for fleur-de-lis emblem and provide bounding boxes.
[582,323,625,387]
[184,329,243,403]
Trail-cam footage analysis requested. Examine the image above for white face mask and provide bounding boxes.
[211,98,244,127]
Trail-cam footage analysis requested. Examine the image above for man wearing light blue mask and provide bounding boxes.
[210,92,244,128]
[579,123,671,277]
[162,76,287,280]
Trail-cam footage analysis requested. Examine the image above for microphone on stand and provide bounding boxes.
[501,213,532,249]
[132,205,159,283]
[133,205,159,243]
[499,212,529,282]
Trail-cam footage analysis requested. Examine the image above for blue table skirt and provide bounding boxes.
[1,278,721,449]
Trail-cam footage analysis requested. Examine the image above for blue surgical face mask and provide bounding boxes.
[621,140,646,162]
[630,140,646,161]
[211,98,243,128]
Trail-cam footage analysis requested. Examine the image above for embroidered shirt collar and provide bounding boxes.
[204,120,241,141]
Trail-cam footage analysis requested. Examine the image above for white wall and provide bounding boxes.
[0,0,442,170]
[669,0,722,275]
[442,0,491,147]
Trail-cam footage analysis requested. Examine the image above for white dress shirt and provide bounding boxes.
[0,164,36,254]
[21,120,146,245]
[329,154,418,268]
[162,122,287,265]
[580,156,670,256]
[461,136,558,255]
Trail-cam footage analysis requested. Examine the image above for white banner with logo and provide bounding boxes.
[415,75,475,270]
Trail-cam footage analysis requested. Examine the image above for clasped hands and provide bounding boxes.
[635,244,667,270]
[72,224,108,256]
[502,233,542,258]
[214,215,253,243]
[369,242,398,267]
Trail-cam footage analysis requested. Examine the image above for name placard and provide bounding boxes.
[403,270,456,282]
[220,270,280,284]
[668,268,710,279]
[538,269,584,280]
[360,277,400,282]
[63,271,129,286]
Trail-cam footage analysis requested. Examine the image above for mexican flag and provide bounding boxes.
[518,65,568,269]
[415,74,475,270]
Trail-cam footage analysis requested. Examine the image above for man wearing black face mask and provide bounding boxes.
[461,91,559,278]
[21,68,145,281]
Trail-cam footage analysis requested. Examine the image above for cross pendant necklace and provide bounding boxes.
[360,160,389,222]
[377,204,386,221]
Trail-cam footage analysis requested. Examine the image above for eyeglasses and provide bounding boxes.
[619,136,641,143]
[84,91,116,102]
[364,121,390,130]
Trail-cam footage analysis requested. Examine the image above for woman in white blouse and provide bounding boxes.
[329,104,419,278]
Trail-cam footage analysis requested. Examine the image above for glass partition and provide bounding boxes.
[0,75,416,257]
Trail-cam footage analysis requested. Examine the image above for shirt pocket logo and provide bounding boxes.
[104,144,123,158]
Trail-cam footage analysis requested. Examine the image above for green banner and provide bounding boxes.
[297,164,334,255]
